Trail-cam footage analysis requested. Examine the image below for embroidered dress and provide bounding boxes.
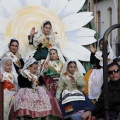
[88,42,115,100]
[56,71,86,102]
[43,60,63,94]
[28,20,60,61]
[0,57,18,120]
[42,46,65,95]
[56,59,93,117]
[14,74,62,119]
[88,68,103,99]
[3,72,16,120]
[14,58,62,119]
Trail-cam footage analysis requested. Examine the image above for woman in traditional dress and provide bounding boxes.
[88,38,115,100]
[113,57,120,65]
[42,46,65,95]
[0,57,18,120]
[2,39,24,74]
[14,58,62,120]
[56,59,93,117]
[28,20,60,61]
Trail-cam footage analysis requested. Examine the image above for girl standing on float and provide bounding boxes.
[0,57,18,120]
[88,38,115,100]
[14,58,62,120]
[28,20,60,61]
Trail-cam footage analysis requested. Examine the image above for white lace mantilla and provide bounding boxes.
[88,68,103,100]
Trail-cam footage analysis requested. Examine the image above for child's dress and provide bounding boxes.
[42,46,65,95]
[43,60,63,95]
[14,70,62,119]
[3,72,16,120]
[56,60,93,117]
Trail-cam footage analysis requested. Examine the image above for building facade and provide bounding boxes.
[85,0,119,56]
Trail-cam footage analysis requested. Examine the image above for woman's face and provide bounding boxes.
[4,60,12,73]
[28,64,38,74]
[67,63,77,75]
[9,42,19,53]
[99,40,103,51]
[43,24,51,35]
[49,50,58,61]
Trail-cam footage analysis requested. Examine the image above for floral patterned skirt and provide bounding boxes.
[14,86,62,119]
[42,76,58,95]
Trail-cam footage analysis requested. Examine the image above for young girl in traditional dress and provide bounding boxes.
[56,60,93,117]
[2,39,24,74]
[42,46,65,95]
[14,58,62,120]
[88,38,115,100]
[28,20,60,61]
[0,57,18,120]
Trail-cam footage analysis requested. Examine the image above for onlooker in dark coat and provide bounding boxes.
[82,63,120,120]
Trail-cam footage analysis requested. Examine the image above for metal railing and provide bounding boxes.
[103,23,120,120]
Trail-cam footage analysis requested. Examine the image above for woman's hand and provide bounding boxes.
[31,77,36,83]
[0,73,3,82]
[89,44,96,53]
[32,77,39,86]
[30,27,37,36]
[82,111,92,120]
[44,62,49,70]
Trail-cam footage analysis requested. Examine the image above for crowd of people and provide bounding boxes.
[0,20,120,120]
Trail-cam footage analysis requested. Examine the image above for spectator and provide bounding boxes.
[82,62,120,120]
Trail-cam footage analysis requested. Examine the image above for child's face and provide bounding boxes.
[4,60,12,73]
[67,63,77,75]
[28,64,38,74]
[49,50,58,60]
[9,42,19,53]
